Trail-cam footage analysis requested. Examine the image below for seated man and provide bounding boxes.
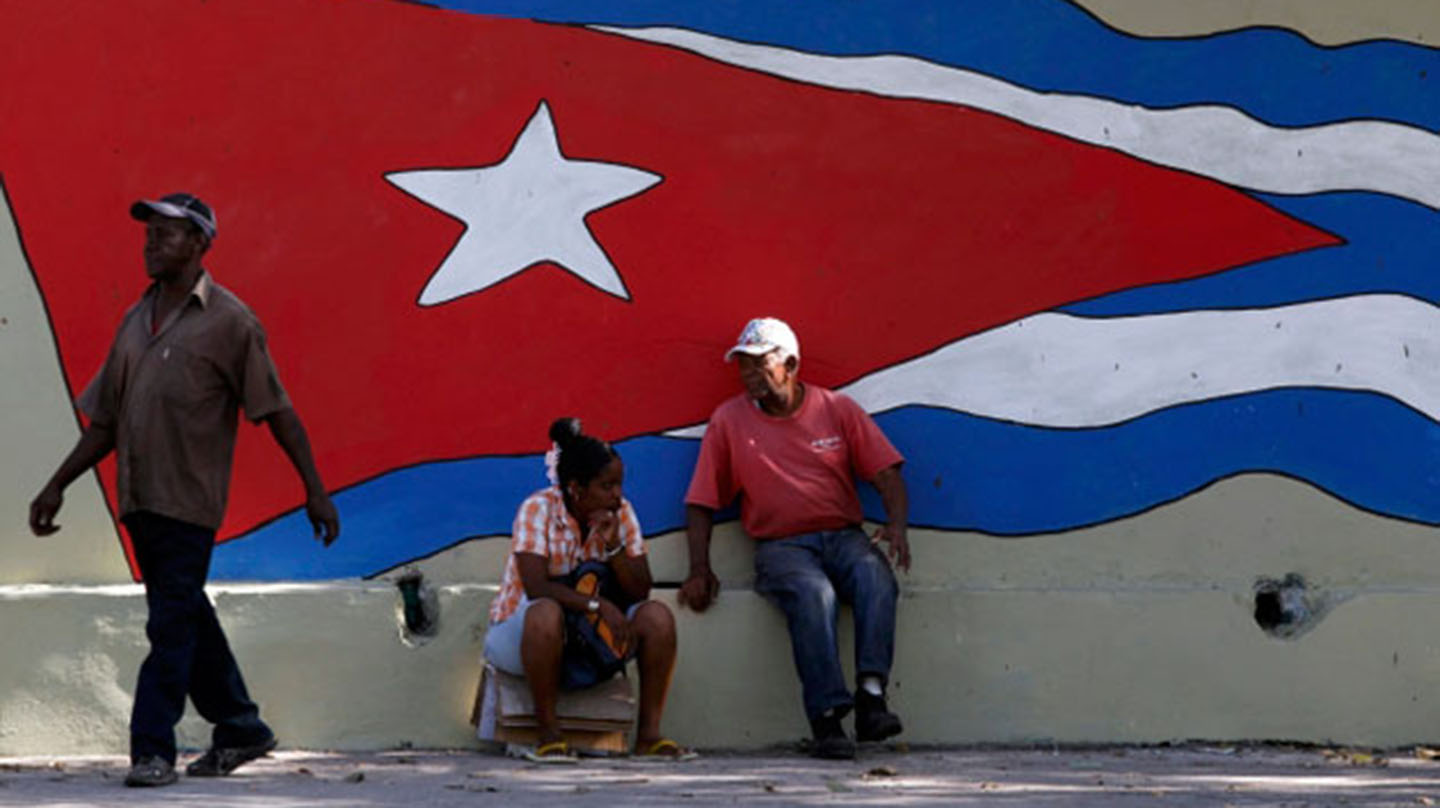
[679,317,910,759]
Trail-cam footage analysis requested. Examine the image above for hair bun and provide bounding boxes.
[548,417,583,447]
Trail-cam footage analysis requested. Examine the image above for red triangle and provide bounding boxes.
[1,0,1336,545]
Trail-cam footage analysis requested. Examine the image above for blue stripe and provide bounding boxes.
[212,390,1440,580]
[211,440,703,580]
[418,0,1440,130]
[868,393,1440,534]
[1061,191,1440,316]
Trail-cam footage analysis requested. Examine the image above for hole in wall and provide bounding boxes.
[395,569,440,646]
[1252,573,1320,639]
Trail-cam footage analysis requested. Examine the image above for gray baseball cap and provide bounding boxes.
[130,192,217,239]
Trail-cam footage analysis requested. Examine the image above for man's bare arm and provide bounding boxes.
[29,423,116,536]
[264,408,340,546]
[678,504,721,611]
[871,464,911,572]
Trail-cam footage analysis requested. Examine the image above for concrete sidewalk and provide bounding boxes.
[4,744,1440,807]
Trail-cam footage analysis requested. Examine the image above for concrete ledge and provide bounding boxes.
[0,583,489,754]
[5,581,1440,754]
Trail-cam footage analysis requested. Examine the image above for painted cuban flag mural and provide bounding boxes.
[1,0,1436,580]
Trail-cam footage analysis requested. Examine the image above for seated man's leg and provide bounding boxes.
[824,528,903,741]
[627,601,678,748]
[754,535,852,725]
[823,528,899,684]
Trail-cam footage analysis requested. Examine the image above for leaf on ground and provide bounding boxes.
[1323,749,1388,767]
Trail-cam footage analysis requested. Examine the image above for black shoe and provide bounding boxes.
[855,688,903,742]
[808,711,857,760]
[124,756,177,787]
[186,736,278,777]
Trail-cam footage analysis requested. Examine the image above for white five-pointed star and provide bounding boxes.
[386,101,662,305]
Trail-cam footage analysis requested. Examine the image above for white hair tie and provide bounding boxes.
[543,441,561,485]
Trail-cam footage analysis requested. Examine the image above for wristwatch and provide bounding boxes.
[586,598,600,614]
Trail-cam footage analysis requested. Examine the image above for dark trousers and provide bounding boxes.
[125,511,272,764]
[753,528,899,722]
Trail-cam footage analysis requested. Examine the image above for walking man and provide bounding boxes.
[680,317,909,759]
[28,193,340,786]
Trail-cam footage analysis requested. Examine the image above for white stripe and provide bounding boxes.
[668,294,1440,435]
[596,26,1440,210]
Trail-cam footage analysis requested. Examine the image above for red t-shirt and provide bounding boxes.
[685,385,903,539]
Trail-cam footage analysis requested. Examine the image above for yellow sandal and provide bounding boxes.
[524,739,579,764]
[633,738,699,761]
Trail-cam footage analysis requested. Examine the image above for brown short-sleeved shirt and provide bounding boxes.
[78,271,291,529]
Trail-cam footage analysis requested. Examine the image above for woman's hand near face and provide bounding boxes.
[588,508,620,550]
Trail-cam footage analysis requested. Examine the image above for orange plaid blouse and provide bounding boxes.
[489,486,646,624]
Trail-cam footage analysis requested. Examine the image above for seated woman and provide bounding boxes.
[483,418,690,761]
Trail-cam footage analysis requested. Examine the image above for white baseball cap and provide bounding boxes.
[724,317,800,363]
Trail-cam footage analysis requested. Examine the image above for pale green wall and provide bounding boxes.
[1075,0,1440,46]
[0,189,130,585]
[4,1,1440,752]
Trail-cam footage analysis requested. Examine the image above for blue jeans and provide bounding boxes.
[753,528,898,722]
[125,511,272,764]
